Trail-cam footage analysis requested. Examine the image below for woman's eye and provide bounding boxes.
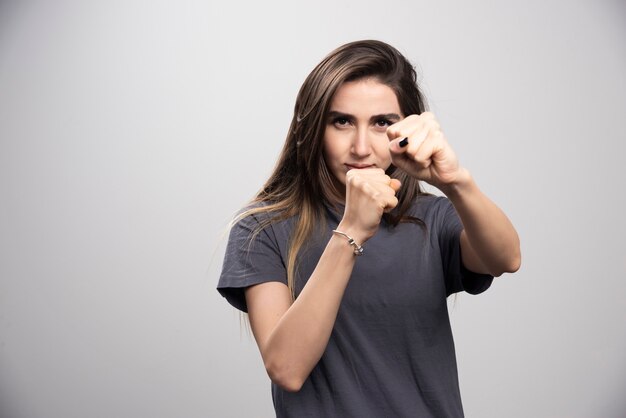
[375,119,391,127]
[333,118,349,126]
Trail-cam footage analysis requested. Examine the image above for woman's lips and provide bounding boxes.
[345,164,375,169]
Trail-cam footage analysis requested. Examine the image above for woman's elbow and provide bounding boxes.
[265,359,305,392]
[274,377,305,393]
[509,254,521,273]
[493,252,521,277]
[508,248,522,273]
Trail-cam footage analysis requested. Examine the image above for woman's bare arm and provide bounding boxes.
[387,113,521,277]
[245,235,355,392]
[441,168,521,276]
[245,169,400,392]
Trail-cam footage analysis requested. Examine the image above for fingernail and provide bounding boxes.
[399,137,409,147]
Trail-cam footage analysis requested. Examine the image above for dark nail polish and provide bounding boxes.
[399,137,409,147]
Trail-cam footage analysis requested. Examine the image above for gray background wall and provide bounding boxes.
[1,0,625,417]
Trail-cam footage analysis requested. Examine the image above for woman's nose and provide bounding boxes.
[351,128,372,157]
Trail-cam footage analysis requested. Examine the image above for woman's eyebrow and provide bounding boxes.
[327,111,354,120]
[371,113,401,122]
[327,111,402,122]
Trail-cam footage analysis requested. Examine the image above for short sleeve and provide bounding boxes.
[217,212,288,312]
[434,197,494,297]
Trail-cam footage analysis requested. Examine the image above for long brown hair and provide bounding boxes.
[234,40,429,299]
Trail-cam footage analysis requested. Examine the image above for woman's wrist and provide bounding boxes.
[331,230,364,256]
[335,221,370,246]
[438,167,474,198]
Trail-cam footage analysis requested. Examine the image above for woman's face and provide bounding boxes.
[322,78,402,194]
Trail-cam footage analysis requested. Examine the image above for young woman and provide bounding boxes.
[218,40,520,417]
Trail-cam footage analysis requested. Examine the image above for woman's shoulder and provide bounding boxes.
[231,200,297,235]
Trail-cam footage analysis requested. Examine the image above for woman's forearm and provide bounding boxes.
[441,168,521,277]
[260,234,357,392]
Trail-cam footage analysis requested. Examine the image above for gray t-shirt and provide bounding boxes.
[217,195,493,417]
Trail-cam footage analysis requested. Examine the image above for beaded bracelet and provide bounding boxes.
[332,230,364,256]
